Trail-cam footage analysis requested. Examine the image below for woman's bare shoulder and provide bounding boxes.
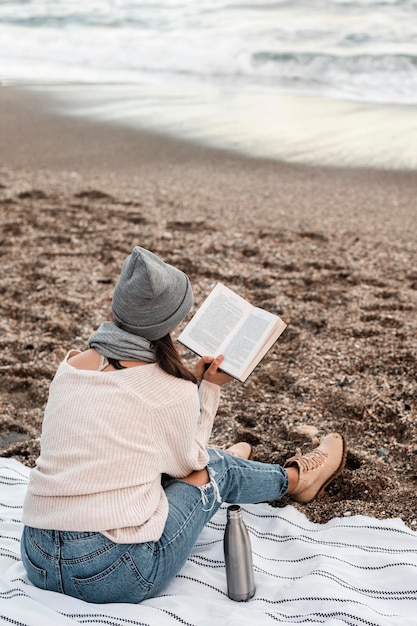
[67,348,101,370]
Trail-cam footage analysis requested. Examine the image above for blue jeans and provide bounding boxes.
[21,448,288,604]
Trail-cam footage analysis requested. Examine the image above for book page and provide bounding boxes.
[222,309,274,373]
[236,315,287,381]
[178,282,286,381]
[178,283,252,356]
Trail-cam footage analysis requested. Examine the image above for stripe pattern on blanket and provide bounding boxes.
[1,458,416,626]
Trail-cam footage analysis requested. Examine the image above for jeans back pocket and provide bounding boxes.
[20,538,48,591]
[72,550,154,604]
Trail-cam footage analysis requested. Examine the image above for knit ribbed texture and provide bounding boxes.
[22,352,220,543]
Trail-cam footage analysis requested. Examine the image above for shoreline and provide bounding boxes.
[4,80,417,171]
[1,85,416,241]
[1,83,416,527]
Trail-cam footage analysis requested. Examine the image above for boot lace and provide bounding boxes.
[286,447,328,472]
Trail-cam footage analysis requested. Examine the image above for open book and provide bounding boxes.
[178,282,287,382]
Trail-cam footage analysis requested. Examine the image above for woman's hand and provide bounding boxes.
[195,355,233,386]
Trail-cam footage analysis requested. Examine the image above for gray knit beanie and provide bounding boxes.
[111,246,193,341]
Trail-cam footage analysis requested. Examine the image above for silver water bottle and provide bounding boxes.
[223,505,256,601]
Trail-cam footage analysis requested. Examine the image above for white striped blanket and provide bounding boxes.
[0,458,416,626]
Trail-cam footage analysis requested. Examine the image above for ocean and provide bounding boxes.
[1,0,417,169]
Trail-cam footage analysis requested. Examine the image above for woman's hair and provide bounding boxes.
[152,334,197,383]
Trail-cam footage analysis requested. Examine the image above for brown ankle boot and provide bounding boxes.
[285,433,347,503]
[225,442,252,460]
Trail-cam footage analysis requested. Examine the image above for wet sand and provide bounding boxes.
[1,85,416,527]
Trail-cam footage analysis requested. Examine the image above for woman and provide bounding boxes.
[21,246,347,604]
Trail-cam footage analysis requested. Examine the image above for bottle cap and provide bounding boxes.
[227,505,243,519]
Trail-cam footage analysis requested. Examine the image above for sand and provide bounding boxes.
[1,85,416,527]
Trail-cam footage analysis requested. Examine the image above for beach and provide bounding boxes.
[1,85,416,527]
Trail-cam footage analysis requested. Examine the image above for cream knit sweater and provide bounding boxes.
[22,352,220,543]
